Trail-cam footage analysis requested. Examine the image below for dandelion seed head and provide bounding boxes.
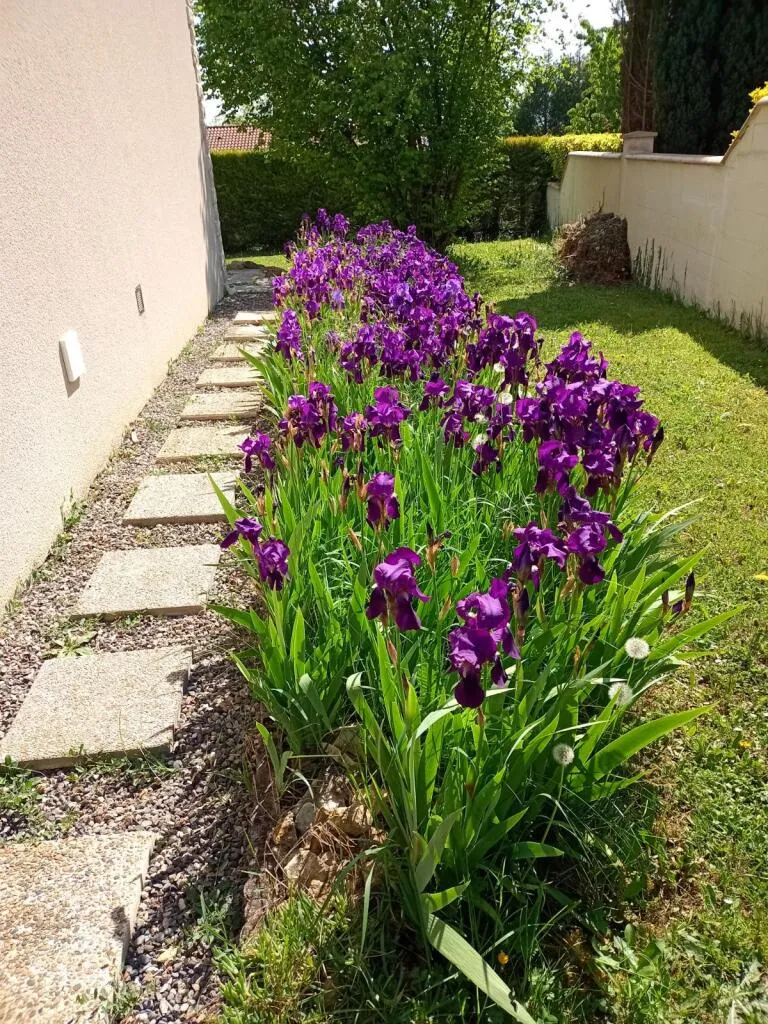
[552,743,575,766]
[609,682,633,706]
[624,636,650,660]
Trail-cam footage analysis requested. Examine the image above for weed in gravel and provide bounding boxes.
[66,752,178,787]
[43,622,97,658]
[2,500,86,614]
[0,758,44,832]
[98,979,141,1024]
[114,614,143,630]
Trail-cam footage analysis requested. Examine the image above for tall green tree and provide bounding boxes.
[628,0,768,153]
[197,0,547,245]
[566,21,622,133]
[512,54,587,135]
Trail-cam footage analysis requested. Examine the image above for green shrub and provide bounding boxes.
[494,134,622,238]
[211,135,622,251]
[210,151,350,253]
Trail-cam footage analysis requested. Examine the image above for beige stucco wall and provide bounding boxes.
[547,101,768,335]
[0,0,225,608]
[549,153,622,228]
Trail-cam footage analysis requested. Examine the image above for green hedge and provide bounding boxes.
[211,135,622,251]
[493,133,622,238]
[210,150,349,253]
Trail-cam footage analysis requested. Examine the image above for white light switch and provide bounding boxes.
[60,329,86,382]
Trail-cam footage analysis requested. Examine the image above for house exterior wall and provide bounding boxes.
[0,0,225,608]
[546,100,768,335]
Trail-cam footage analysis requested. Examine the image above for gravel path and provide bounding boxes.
[0,281,274,1022]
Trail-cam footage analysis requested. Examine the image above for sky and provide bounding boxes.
[533,0,616,54]
[202,0,617,125]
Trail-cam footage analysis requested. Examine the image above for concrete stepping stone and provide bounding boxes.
[0,647,190,769]
[123,471,237,525]
[233,309,276,325]
[197,365,261,389]
[224,324,270,342]
[179,391,261,423]
[72,545,220,618]
[156,424,245,462]
[212,341,268,363]
[0,831,154,1023]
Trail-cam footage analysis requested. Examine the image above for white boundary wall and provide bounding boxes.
[547,99,768,335]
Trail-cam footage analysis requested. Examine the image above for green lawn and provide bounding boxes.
[215,242,768,1022]
[226,252,290,271]
[450,239,768,1022]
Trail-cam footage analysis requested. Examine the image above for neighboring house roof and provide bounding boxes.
[206,125,271,151]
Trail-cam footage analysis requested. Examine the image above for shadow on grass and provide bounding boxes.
[494,282,768,393]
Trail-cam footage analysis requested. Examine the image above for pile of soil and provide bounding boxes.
[555,212,632,285]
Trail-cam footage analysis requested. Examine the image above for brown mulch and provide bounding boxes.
[555,212,632,286]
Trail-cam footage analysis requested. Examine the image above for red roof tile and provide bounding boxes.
[206,125,271,151]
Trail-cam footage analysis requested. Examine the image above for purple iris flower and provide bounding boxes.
[239,433,275,473]
[279,386,338,448]
[471,439,500,476]
[308,381,338,434]
[255,538,290,590]
[558,487,623,586]
[511,523,568,589]
[275,309,303,362]
[536,440,579,495]
[451,380,496,421]
[515,396,549,443]
[547,331,607,382]
[456,583,510,632]
[448,578,520,709]
[278,395,322,448]
[364,472,400,530]
[365,386,410,445]
[221,517,263,550]
[448,628,499,708]
[442,413,470,447]
[366,548,429,631]
[582,442,619,496]
[488,396,515,441]
[340,411,368,452]
[566,523,608,558]
[466,311,540,386]
[559,486,623,543]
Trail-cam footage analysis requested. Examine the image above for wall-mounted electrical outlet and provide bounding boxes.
[60,329,85,382]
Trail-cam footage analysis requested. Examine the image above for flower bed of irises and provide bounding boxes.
[214,212,735,1018]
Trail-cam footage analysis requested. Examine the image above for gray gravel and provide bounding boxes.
[0,281,276,1022]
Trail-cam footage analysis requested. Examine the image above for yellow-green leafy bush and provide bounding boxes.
[494,134,621,238]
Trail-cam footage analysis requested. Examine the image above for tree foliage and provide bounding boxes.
[624,0,768,153]
[196,0,547,245]
[512,55,587,135]
[566,21,622,133]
